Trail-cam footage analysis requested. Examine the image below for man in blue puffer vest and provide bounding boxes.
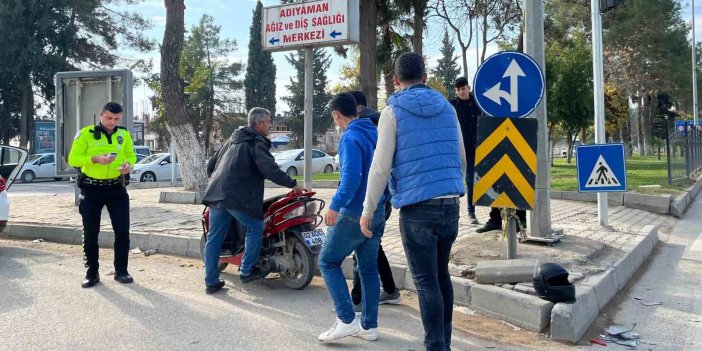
[360,52,467,351]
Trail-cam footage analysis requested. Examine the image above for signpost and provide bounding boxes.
[473,50,559,258]
[262,0,359,189]
[576,144,627,193]
[473,51,545,119]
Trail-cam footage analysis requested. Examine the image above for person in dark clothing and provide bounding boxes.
[350,90,380,124]
[201,107,302,294]
[348,90,401,309]
[449,77,481,225]
[476,207,527,233]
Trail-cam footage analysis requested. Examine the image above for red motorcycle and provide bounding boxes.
[200,191,326,290]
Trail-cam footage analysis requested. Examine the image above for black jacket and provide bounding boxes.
[358,106,380,125]
[449,94,482,162]
[202,127,297,219]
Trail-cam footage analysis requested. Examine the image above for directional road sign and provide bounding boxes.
[473,117,538,210]
[262,0,359,52]
[576,144,627,192]
[473,51,545,118]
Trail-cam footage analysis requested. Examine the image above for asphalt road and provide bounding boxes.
[0,239,531,351]
[580,198,702,350]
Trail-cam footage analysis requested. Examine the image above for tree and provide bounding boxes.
[604,0,692,156]
[244,1,277,116]
[474,0,521,63]
[161,0,208,191]
[359,0,379,108]
[545,32,593,163]
[281,49,333,147]
[180,14,243,156]
[432,31,461,99]
[329,52,361,94]
[0,0,154,151]
[431,0,478,77]
[398,0,429,56]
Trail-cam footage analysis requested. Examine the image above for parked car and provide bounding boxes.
[134,145,151,163]
[18,153,64,182]
[1,145,28,233]
[274,148,336,177]
[130,153,181,183]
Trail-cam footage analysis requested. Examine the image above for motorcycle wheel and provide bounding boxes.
[281,236,315,290]
[200,232,229,272]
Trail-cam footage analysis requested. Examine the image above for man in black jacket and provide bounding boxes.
[201,107,302,294]
[449,77,481,225]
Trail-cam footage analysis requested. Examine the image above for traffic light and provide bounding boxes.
[601,0,625,13]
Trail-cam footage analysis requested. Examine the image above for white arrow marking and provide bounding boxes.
[482,59,526,112]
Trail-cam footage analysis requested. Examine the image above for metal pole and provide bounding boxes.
[525,0,554,238]
[303,47,313,190]
[170,140,176,185]
[666,116,673,185]
[591,0,608,226]
[506,209,518,259]
[693,0,699,125]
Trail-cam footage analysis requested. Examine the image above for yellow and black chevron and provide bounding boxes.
[472,117,537,210]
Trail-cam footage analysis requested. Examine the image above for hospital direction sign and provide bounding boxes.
[262,0,359,52]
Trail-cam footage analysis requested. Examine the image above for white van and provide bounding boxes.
[19,153,63,182]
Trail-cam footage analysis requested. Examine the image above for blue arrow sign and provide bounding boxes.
[473,51,545,118]
[269,37,280,45]
[330,30,342,38]
[576,144,627,192]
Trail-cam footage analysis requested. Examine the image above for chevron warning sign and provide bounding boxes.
[472,117,538,210]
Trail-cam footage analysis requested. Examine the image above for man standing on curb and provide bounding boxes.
[449,77,481,225]
[202,107,302,294]
[318,93,387,343]
[360,52,466,351]
[68,102,137,288]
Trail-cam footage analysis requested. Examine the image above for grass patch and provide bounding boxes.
[292,173,340,181]
[551,155,689,194]
[293,156,691,195]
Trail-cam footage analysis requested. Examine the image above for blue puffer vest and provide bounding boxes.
[388,84,465,208]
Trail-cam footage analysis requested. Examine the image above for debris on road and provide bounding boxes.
[640,301,663,306]
[604,323,640,348]
[32,239,44,243]
[130,247,142,254]
[143,249,157,256]
[590,338,607,346]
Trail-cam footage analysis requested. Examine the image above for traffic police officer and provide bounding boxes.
[68,102,137,288]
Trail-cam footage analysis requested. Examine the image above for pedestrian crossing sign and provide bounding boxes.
[576,144,627,192]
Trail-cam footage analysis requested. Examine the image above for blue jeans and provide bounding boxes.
[318,209,385,329]
[399,201,459,351]
[204,207,264,285]
[466,162,476,215]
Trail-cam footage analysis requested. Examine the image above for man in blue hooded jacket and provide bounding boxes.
[318,93,387,343]
[361,52,466,351]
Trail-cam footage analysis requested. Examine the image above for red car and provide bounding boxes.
[0,146,29,233]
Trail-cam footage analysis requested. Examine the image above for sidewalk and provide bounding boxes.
[7,186,676,268]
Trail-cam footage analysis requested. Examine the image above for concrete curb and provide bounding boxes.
[128,181,183,189]
[159,191,205,205]
[1,224,204,259]
[551,175,702,218]
[549,225,659,343]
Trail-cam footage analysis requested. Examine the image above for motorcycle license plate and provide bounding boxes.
[301,228,326,248]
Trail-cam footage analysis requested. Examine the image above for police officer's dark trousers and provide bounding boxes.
[79,185,130,275]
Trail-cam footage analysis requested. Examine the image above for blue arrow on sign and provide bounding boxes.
[269,37,280,45]
[473,51,545,118]
[330,30,342,38]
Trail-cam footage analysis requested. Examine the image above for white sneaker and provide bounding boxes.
[318,317,360,342]
[354,321,379,341]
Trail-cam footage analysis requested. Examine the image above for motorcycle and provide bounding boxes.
[200,190,326,290]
